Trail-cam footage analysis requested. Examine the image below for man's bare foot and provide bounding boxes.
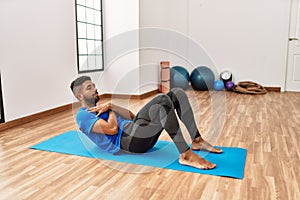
[179,149,216,170]
[191,137,223,153]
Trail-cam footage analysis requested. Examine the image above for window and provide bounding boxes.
[75,0,104,73]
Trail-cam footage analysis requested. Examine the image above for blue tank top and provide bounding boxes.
[76,107,132,153]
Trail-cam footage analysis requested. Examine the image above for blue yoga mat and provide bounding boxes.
[30,130,247,179]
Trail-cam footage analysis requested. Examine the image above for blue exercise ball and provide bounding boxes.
[170,66,190,89]
[190,66,215,90]
[213,80,225,91]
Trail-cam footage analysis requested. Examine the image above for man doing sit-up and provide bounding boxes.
[70,76,222,170]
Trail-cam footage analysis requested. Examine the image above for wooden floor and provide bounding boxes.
[0,90,299,200]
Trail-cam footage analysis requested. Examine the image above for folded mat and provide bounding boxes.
[30,130,247,179]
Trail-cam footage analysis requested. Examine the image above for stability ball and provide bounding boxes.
[190,66,215,90]
[170,66,190,89]
[225,81,235,91]
[213,80,224,91]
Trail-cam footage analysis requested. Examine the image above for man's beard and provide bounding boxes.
[84,95,100,106]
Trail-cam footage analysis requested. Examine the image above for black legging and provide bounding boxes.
[120,88,201,153]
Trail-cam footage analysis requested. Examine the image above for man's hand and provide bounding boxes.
[88,103,112,116]
[89,102,135,120]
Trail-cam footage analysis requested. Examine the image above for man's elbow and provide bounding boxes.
[106,125,118,135]
[111,126,119,134]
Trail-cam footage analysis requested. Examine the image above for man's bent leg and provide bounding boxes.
[121,94,189,153]
[167,88,200,139]
[167,88,222,153]
[121,93,216,169]
[120,118,162,153]
[133,94,190,153]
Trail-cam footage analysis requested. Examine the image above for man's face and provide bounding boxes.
[79,80,100,106]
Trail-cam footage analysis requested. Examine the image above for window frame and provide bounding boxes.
[75,0,104,73]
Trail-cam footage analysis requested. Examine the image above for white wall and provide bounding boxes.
[0,0,140,122]
[139,0,291,89]
[0,0,78,121]
[101,0,140,95]
[139,0,191,93]
[188,0,291,88]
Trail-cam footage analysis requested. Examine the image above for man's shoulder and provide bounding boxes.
[76,107,87,114]
[76,107,93,120]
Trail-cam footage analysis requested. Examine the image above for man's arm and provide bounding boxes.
[91,102,135,120]
[110,104,135,120]
[91,110,118,135]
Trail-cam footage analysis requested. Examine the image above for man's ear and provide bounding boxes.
[76,93,83,100]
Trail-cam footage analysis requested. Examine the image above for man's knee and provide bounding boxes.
[156,94,173,106]
[169,87,188,103]
[171,87,186,96]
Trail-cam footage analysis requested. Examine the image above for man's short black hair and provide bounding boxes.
[70,76,91,94]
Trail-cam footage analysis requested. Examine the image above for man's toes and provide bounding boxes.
[215,148,223,153]
[211,147,223,153]
[203,162,216,169]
